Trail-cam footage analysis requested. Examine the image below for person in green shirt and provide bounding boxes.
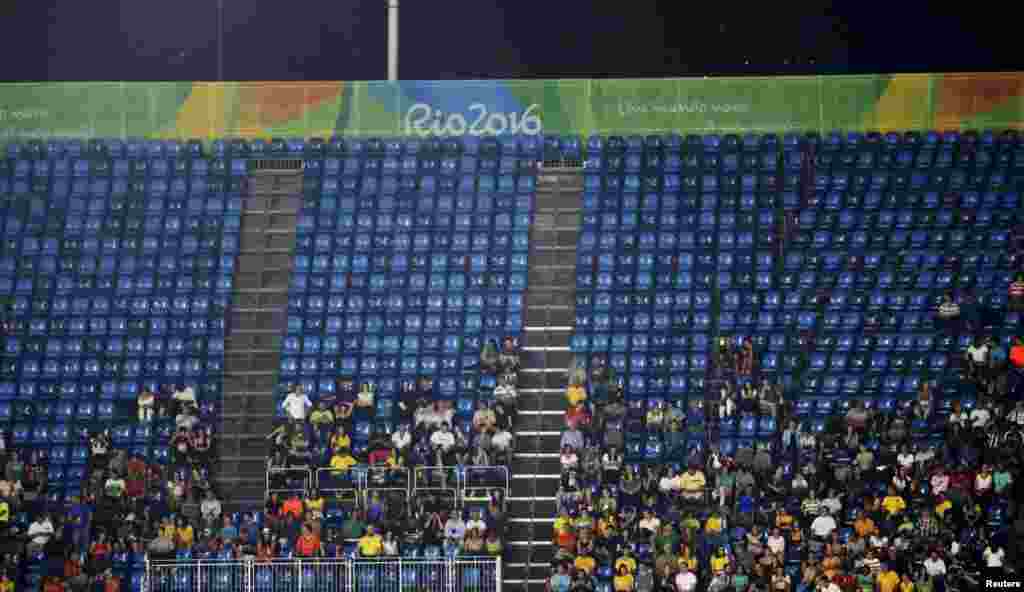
[340,510,366,540]
[653,523,679,553]
[993,464,1013,495]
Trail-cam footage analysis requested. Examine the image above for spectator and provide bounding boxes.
[281,385,312,422]
[1009,272,1024,311]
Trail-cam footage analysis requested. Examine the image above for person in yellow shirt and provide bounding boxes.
[898,573,915,592]
[709,547,730,575]
[175,519,194,549]
[614,550,637,574]
[612,565,634,592]
[330,451,357,472]
[574,553,597,575]
[705,512,723,534]
[357,527,383,557]
[877,566,900,592]
[331,428,351,451]
[881,488,906,516]
[934,496,953,520]
[566,383,587,407]
[159,517,176,540]
[304,491,325,521]
[679,466,706,500]
[554,512,574,537]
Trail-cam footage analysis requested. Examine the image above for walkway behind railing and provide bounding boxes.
[266,466,510,509]
[147,558,501,592]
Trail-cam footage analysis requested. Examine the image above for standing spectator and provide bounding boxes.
[281,385,312,423]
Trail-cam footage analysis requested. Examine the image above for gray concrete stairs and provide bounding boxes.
[215,170,302,510]
[503,169,582,592]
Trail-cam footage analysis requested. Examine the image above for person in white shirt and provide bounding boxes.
[674,565,697,592]
[1008,401,1024,425]
[966,339,989,377]
[391,425,412,451]
[983,544,1005,568]
[200,490,222,527]
[638,510,661,536]
[810,513,837,539]
[491,428,513,451]
[896,446,915,470]
[923,551,946,577]
[970,404,991,429]
[766,528,785,555]
[27,514,55,553]
[281,386,312,422]
[431,424,456,453]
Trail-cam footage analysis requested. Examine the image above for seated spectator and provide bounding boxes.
[678,465,706,502]
[1009,272,1024,311]
[480,340,500,374]
[936,293,960,323]
[295,524,321,557]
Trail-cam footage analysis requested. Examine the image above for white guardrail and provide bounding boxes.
[146,558,501,592]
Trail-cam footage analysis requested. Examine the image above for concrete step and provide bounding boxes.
[505,520,554,545]
[510,455,561,475]
[521,329,571,348]
[502,564,554,585]
[502,541,555,567]
[510,474,559,498]
[516,388,568,412]
[532,193,580,211]
[507,496,557,518]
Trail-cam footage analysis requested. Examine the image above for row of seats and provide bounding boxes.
[300,174,538,196]
[304,157,541,176]
[578,253,1015,275]
[584,209,1018,231]
[575,271,1016,293]
[581,172,1023,193]
[298,212,532,232]
[576,190,1022,213]
[584,148,1024,172]
[8,130,1024,162]
[1,157,221,177]
[299,194,533,214]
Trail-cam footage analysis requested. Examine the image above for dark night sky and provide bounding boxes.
[0,1,1020,82]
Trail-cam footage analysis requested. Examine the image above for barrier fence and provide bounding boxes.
[269,466,510,508]
[146,558,501,592]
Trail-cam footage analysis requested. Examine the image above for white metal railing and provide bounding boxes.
[146,558,501,592]
[270,466,509,509]
[266,467,313,500]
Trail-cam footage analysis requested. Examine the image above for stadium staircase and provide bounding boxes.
[504,167,582,592]
[216,164,304,509]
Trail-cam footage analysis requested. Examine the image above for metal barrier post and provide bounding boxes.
[495,557,502,592]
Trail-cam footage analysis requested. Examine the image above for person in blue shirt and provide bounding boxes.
[549,562,572,592]
[219,515,238,542]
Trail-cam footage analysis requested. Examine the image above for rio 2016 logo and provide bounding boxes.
[404,103,542,137]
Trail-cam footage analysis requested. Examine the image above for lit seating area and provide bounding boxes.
[0,137,237,499]
[278,136,536,446]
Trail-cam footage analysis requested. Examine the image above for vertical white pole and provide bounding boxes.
[387,0,400,81]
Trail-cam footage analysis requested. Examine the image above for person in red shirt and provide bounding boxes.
[295,523,321,557]
[281,495,304,520]
[1010,338,1024,369]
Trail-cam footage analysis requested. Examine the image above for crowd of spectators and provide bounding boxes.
[550,321,1021,592]
[257,337,521,560]
[0,385,218,592]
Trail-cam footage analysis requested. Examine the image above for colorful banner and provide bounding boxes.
[0,73,1021,141]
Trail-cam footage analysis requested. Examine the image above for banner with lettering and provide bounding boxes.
[0,73,1021,141]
